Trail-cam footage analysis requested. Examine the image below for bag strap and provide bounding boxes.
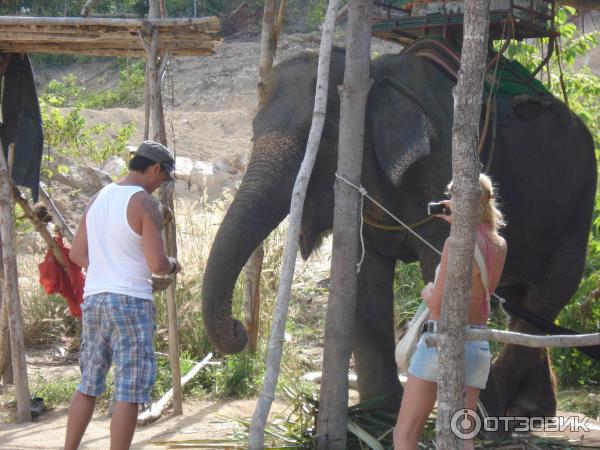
[474,244,491,314]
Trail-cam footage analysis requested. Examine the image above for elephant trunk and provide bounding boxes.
[202,131,304,353]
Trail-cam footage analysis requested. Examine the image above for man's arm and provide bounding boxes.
[140,194,180,275]
[69,195,99,270]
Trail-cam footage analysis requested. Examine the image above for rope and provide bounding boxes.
[334,172,509,316]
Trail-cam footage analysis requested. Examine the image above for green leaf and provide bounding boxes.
[347,420,385,450]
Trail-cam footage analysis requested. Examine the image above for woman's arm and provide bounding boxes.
[423,239,450,315]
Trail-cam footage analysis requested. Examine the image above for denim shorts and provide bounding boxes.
[408,331,491,389]
[78,293,156,403]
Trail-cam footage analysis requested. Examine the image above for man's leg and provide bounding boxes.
[64,391,96,450]
[110,401,138,450]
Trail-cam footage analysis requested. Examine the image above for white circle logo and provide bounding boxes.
[450,408,481,440]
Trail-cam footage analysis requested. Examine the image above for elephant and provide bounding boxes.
[201,46,596,419]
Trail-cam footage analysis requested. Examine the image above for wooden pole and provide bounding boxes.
[38,184,75,243]
[144,0,183,417]
[426,328,600,348]
[436,1,490,448]
[248,0,340,447]
[316,1,373,449]
[0,144,31,422]
[0,242,6,377]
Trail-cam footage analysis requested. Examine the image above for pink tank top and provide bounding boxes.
[478,223,493,318]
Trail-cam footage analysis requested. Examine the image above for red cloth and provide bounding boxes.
[38,236,85,317]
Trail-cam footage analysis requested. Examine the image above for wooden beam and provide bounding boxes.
[0,15,221,29]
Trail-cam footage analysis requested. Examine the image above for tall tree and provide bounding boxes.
[248,0,340,447]
[435,0,490,448]
[315,1,373,449]
[245,0,287,355]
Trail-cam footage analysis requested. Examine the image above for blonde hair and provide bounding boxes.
[446,174,505,238]
[478,173,505,235]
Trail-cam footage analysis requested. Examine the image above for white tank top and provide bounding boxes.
[84,183,153,300]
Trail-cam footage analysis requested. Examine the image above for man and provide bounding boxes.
[65,141,181,450]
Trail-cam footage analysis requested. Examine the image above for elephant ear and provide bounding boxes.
[371,78,435,187]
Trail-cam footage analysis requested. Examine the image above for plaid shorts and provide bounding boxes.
[78,293,156,403]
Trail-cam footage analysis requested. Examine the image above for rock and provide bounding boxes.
[102,156,126,178]
[174,156,194,182]
[52,166,112,195]
[174,180,189,196]
[214,158,237,175]
[190,161,213,187]
[81,167,113,193]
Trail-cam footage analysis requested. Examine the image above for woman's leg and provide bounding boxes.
[394,375,437,450]
[462,386,481,450]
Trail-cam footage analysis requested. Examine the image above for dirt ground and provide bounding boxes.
[0,397,288,449]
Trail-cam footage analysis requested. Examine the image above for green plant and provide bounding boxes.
[30,374,79,409]
[43,74,82,107]
[83,60,146,109]
[40,100,136,169]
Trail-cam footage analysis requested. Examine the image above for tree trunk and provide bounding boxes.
[435,1,490,448]
[80,0,97,17]
[0,146,30,422]
[315,1,372,449]
[257,0,276,107]
[245,0,288,354]
[248,1,340,448]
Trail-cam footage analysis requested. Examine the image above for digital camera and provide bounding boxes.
[427,201,451,216]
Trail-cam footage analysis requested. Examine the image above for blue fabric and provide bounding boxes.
[78,293,156,403]
[408,331,491,389]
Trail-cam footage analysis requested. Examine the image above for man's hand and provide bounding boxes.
[167,256,182,275]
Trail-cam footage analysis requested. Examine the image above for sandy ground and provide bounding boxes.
[0,398,287,449]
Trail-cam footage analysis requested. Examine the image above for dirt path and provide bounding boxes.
[0,398,288,449]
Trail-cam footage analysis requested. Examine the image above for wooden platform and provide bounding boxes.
[372,1,558,46]
[0,15,222,57]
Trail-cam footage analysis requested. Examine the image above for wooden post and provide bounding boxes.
[142,0,183,417]
[316,1,372,449]
[248,0,340,448]
[244,246,263,354]
[0,144,31,422]
[0,241,6,376]
[436,1,490,448]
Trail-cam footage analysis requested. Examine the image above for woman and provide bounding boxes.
[393,174,507,450]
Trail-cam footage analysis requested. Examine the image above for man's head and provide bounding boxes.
[129,140,175,182]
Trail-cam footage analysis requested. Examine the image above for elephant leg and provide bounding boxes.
[493,227,589,417]
[352,246,402,411]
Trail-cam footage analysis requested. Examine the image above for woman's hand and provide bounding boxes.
[421,282,434,305]
[434,199,452,223]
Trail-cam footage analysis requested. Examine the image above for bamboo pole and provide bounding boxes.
[248,0,340,447]
[425,329,600,348]
[143,0,183,417]
[137,353,212,425]
[0,144,31,422]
